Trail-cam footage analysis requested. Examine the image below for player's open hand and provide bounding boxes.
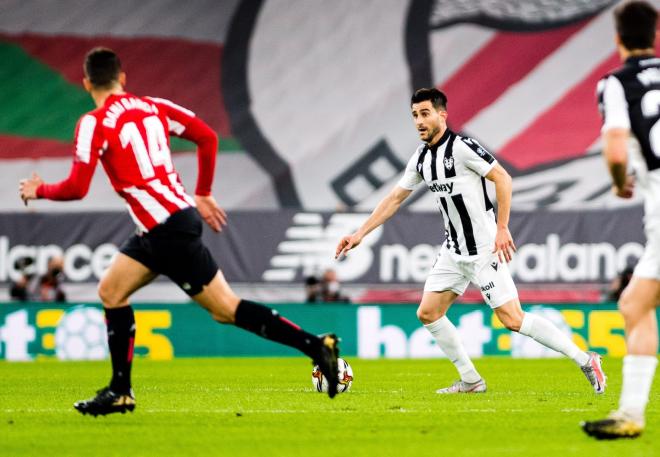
[194,194,227,232]
[613,175,635,199]
[335,233,363,259]
[19,172,43,206]
[493,226,516,263]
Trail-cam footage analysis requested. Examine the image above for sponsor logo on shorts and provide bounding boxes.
[481,281,495,292]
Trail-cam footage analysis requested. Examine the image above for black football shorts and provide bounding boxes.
[119,207,218,296]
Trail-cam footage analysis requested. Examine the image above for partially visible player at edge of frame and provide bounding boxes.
[335,88,606,395]
[582,0,660,440]
[19,48,340,415]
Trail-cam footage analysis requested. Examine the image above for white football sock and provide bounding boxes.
[519,312,589,366]
[425,316,481,383]
[619,355,658,419]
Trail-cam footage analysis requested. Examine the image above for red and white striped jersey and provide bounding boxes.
[38,92,217,231]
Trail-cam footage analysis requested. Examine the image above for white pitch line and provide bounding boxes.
[3,407,598,415]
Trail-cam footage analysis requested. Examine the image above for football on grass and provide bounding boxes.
[312,357,353,393]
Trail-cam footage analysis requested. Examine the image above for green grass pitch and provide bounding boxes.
[1,357,658,457]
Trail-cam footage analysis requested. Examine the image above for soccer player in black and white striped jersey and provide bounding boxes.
[336,88,606,395]
[582,1,660,440]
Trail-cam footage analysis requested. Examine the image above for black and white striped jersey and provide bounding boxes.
[597,55,660,229]
[398,129,497,257]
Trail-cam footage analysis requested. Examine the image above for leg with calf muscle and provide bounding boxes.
[98,253,157,393]
[581,277,659,437]
[74,253,157,416]
[193,270,340,397]
[495,299,589,366]
[417,291,482,384]
[193,270,323,359]
[617,277,660,418]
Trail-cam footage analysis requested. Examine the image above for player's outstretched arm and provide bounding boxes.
[335,185,412,259]
[19,158,97,205]
[603,127,634,199]
[20,112,102,205]
[485,163,516,263]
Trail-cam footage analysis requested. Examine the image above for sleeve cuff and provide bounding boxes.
[480,159,497,177]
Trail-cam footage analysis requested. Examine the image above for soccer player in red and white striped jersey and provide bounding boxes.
[19,48,340,415]
[32,85,218,231]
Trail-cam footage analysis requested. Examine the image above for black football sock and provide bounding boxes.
[234,300,321,359]
[105,306,136,393]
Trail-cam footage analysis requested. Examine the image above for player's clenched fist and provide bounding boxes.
[335,233,363,259]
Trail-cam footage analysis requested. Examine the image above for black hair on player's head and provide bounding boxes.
[615,1,658,51]
[411,88,448,111]
[84,47,122,88]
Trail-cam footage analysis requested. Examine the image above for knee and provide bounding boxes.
[417,306,445,325]
[98,280,121,308]
[618,291,638,323]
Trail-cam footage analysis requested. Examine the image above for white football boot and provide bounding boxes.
[436,378,487,394]
[581,352,607,394]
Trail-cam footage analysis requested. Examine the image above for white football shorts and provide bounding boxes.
[424,246,518,308]
[633,226,660,280]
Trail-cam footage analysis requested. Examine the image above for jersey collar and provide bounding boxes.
[625,54,658,67]
[103,92,133,107]
[427,128,452,151]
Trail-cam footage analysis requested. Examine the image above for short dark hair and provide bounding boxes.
[411,88,447,111]
[84,47,122,88]
[615,1,657,51]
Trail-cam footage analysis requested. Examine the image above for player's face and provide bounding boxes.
[411,101,447,144]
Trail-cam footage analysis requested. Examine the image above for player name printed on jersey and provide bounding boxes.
[398,129,497,257]
[102,97,160,128]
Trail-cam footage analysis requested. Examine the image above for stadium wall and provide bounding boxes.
[0,210,646,288]
[1,302,653,361]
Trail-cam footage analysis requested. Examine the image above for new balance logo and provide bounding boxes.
[262,213,383,282]
[491,262,498,271]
